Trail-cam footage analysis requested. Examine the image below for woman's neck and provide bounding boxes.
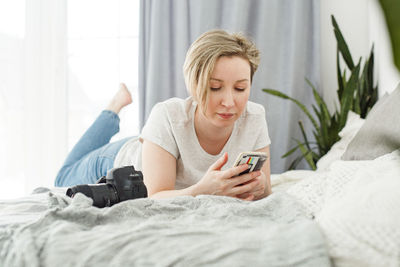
[194,107,234,155]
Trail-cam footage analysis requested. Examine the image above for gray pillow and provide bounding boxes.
[341,83,400,160]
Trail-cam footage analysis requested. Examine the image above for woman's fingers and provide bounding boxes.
[237,192,252,200]
[209,152,228,171]
[252,188,265,197]
[204,156,263,198]
[231,178,259,196]
[242,194,254,201]
[230,170,261,187]
[223,163,250,178]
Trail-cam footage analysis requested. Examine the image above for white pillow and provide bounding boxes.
[316,111,365,171]
[316,150,400,267]
[342,84,400,160]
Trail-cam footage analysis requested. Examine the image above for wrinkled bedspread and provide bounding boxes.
[0,190,330,267]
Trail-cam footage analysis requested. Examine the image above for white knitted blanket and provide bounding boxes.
[286,150,400,267]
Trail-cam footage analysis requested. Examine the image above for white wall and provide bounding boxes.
[320,0,400,112]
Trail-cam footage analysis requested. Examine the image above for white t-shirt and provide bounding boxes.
[114,96,271,190]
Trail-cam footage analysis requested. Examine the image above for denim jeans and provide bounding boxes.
[55,110,132,187]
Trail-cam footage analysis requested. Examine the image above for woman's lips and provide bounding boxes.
[217,113,234,119]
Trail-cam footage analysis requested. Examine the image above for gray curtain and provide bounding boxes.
[139,0,320,173]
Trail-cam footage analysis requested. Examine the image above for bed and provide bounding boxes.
[1,84,400,267]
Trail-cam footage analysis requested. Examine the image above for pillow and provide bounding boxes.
[341,83,400,160]
[316,111,364,171]
[316,150,400,266]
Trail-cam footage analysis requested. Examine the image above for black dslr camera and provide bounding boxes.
[66,166,147,208]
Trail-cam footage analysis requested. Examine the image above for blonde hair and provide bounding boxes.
[183,29,260,111]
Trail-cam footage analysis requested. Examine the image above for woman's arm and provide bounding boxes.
[141,139,193,199]
[142,139,260,200]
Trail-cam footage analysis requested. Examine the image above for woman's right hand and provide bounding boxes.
[193,152,261,201]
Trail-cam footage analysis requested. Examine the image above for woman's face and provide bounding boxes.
[202,56,251,128]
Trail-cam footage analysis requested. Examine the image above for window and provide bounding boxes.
[0,0,140,198]
[67,0,140,149]
[0,0,27,198]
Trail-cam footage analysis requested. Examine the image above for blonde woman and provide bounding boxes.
[55,29,271,201]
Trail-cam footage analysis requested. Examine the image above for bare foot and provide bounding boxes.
[106,83,132,114]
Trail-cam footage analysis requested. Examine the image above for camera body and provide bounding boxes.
[66,166,147,208]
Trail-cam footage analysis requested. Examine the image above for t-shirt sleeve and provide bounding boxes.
[254,105,271,150]
[140,102,179,158]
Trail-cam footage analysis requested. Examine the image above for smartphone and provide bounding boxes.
[233,151,268,175]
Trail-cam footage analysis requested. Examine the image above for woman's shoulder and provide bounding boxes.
[243,101,266,117]
[152,96,194,122]
[160,96,193,108]
[235,101,269,138]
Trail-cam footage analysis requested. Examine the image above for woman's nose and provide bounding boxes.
[221,89,234,107]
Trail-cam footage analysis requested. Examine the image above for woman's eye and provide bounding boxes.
[235,88,246,91]
[210,87,221,91]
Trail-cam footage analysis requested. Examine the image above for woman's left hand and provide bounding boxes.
[236,170,267,200]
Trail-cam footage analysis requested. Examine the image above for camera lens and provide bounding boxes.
[66,184,92,199]
[66,183,119,207]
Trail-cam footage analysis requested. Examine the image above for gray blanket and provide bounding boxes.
[0,191,330,267]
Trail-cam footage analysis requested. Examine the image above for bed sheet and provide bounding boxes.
[0,187,330,267]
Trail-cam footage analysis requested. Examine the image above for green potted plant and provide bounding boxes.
[263,15,378,170]
[379,0,400,72]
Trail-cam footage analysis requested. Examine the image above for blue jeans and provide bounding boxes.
[55,110,132,187]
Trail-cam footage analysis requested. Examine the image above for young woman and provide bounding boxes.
[55,29,272,201]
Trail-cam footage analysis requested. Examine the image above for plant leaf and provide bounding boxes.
[337,49,344,99]
[309,83,331,124]
[262,88,319,131]
[287,155,304,170]
[295,139,317,170]
[367,45,374,95]
[339,62,361,129]
[364,45,378,117]
[281,146,299,158]
[332,15,355,69]
[298,121,312,151]
[281,141,310,158]
[308,84,332,152]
